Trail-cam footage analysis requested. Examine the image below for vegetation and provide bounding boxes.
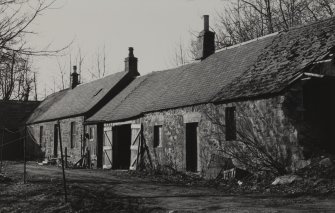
[0,0,65,101]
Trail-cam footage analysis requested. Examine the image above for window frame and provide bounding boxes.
[89,127,94,140]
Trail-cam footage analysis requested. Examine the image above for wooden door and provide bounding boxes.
[53,124,58,157]
[103,125,113,169]
[186,122,198,172]
[97,124,104,168]
[130,124,141,170]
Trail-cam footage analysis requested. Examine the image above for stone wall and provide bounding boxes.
[140,84,308,178]
[28,116,85,163]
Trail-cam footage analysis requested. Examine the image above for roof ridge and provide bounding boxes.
[149,62,199,75]
[77,70,126,87]
[214,17,335,54]
[215,32,279,53]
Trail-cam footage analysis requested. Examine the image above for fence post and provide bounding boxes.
[24,126,27,184]
[0,128,4,173]
[58,121,68,202]
[65,147,68,168]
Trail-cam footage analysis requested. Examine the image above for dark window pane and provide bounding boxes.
[225,107,236,141]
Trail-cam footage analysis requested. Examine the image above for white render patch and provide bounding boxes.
[183,112,201,123]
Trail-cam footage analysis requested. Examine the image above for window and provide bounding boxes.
[225,107,236,141]
[153,125,162,148]
[70,122,76,148]
[39,126,43,147]
[89,127,94,140]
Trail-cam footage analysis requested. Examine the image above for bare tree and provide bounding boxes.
[0,0,71,100]
[84,45,109,81]
[0,52,35,100]
[56,57,66,90]
[202,103,294,175]
[213,0,335,48]
[170,38,196,67]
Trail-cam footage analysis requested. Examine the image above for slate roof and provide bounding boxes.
[87,35,274,123]
[26,89,69,124]
[213,17,335,102]
[0,100,40,128]
[27,71,128,124]
[88,17,335,123]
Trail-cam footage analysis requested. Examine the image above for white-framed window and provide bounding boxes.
[89,127,94,140]
[153,125,162,148]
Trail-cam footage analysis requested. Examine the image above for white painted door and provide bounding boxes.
[130,124,141,170]
[103,126,113,169]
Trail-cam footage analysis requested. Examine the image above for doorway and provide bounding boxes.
[186,122,198,172]
[112,124,131,170]
[303,78,335,154]
[53,124,58,157]
[97,123,103,168]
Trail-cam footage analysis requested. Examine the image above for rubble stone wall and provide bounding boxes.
[141,83,307,178]
[28,116,85,163]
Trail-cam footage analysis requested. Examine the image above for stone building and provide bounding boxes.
[85,16,335,177]
[26,16,335,177]
[26,49,139,167]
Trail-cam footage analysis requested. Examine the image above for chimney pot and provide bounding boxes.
[71,65,79,89]
[204,15,209,31]
[124,47,139,76]
[129,47,134,57]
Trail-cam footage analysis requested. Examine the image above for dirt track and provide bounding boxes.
[1,162,335,212]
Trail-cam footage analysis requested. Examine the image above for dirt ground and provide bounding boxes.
[1,162,335,212]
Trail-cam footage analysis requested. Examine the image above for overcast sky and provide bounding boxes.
[29,0,227,98]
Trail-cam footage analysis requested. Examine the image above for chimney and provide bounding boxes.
[124,47,139,76]
[71,65,79,89]
[195,15,215,60]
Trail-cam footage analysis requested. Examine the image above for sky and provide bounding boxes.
[28,0,228,98]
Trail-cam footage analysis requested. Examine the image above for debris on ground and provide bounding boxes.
[319,157,333,167]
[272,175,302,185]
[1,161,335,212]
[122,156,335,196]
[0,173,12,183]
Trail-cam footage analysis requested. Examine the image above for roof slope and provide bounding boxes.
[87,35,274,122]
[0,100,40,128]
[214,17,335,102]
[87,17,335,123]
[28,71,128,124]
[26,89,69,124]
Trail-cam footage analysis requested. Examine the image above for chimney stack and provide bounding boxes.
[124,47,139,76]
[71,65,79,89]
[195,15,215,60]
